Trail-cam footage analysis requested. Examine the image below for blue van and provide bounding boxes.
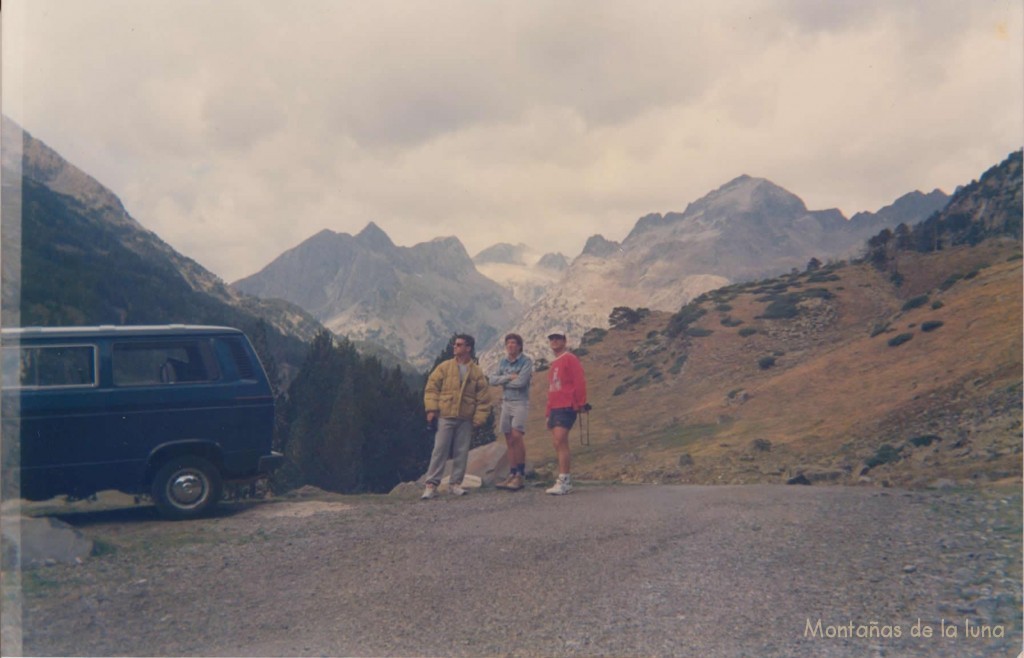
[1,325,282,519]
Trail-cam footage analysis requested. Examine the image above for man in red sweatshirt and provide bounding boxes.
[544,328,587,495]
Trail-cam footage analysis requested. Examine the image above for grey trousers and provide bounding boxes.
[424,417,473,486]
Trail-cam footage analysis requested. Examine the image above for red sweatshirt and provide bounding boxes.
[546,351,587,415]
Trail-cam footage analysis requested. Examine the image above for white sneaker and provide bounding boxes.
[421,484,437,499]
[546,475,572,495]
[449,484,468,496]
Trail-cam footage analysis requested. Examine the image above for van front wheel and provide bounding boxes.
[151,456,223,520]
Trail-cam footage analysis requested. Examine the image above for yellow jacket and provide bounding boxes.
[424,358,491,426]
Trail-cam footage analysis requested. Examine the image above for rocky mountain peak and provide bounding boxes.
[705,174,808,218]
[236,226,521,369]
[581,234,621,258]
[4,115,135,229]
[355,222,395,251]
[537,252,569,271]
[473,242,529,265]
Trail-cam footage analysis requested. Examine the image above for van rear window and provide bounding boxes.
[113,341,220,386]
[2,345,97,389]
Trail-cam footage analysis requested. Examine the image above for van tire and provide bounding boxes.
[151,456,223,520]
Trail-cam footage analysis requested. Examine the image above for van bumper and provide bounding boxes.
[258,451,285,474]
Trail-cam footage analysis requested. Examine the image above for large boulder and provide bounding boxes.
[397,441,510,494]
[1,516,94,568]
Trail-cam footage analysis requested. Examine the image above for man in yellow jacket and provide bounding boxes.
[421,334,491,499]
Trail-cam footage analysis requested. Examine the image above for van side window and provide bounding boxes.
[112,341,220,386]
[2,345,97,388]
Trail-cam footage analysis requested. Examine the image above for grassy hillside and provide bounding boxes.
[512,237,1022,489]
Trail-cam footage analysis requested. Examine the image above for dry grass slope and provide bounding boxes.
[510,238,1022,489]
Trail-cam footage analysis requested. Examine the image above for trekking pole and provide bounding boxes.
[579,403,592,446]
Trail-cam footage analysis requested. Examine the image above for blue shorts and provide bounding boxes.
[547,407,578,430]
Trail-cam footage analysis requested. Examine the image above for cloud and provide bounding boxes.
[3,0,1021,281]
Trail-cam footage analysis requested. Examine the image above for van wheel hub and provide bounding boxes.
[170,472,205,505]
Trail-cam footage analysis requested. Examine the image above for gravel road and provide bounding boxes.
[8,483,1022,657]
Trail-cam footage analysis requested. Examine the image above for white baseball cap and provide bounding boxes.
[547,328,568,340]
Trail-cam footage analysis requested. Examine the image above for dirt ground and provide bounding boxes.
[3,482,1022,657]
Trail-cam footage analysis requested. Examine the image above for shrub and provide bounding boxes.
[738,327,757,337]
[938,274,963,291]
[667,303,707,337]
[760,297,800,319]
[887,333,914,347]
[908,435,941,447]
[931,300,944,310]
[668,354,688,374]
[902,295,930,311]
[758,356,776,369]
[686,327,713,337]
[581,327,608,345]
[720,316,744,327]
[715,303,733,312]
[609,306,650,328]
[869,322,890,338]
[864,444,902,469]
[800,288,834,300]
[921,321,944,332]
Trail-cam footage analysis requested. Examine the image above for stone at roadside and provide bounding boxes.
[2,516,94,569]
[413,442,510,488]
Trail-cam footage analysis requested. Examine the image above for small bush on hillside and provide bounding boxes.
[902,295,930,311]
[939,274,963,291]
[931,300,944,310]
[667,303,707,337]
[800,288,835,300]
[760,297,800,319]
[921,321,944,332]
[908,435,941,447]
[963,265,988,280]
[865,444,902,469]
[609,306,650,328]
[720,316,744,327]
[870,322,890,338]
[715,303,733,312]
[738,327,758,337]
[758,356,776,369]
[887,333,914,347]
[581,327,608,346]
[686,327,713,337]
[668,354,688,375]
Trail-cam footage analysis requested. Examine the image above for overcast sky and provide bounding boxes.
[3,0,1022,282]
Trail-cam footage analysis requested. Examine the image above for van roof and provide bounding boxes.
[1,325,245,340]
